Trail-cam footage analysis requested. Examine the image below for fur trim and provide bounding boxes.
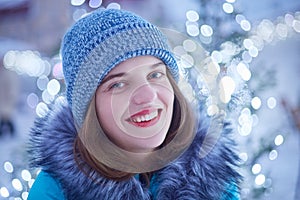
[28,97,241,200]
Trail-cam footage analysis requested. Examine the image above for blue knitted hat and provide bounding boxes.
[62,8,179,127]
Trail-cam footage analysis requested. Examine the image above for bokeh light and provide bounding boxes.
[241,20,251,31]
[12,179,23,191]
[28,179,35,188]
[252,163,262,174]
[276,23,288,39]
[21,170,32,182]
[274,135,284,146]
[0,187,9,198]
[238,108,253,136]
[71,0,85,6]
[22,192,29,200]
[186,23,200,36]
[207,61,220,75]
[257,19,275,42]
[207,104,219,116]
[89,0,102,8]
[3,50,48,77]
[243,38,254,49]
[237,62,251,81]
[248,46,258,57]
[211,51,223,63]
[36,102,49,117]
[27,93,39,109]
[223,3,234,14]
[200,24,213,37]
[242,51,253,63]
[186,10,199,22]
[219,76,236,103]
[47,79,61,96]
[255,174,266,186]
[269,150,278,160]
[183,39,197,52]
[239,152,248,163]
[73,8,87,21]
[107,2,121,9]
[42,90,55,104]
[37,75,49,91]
[235,14,246,24]
[251,96,262,110]
[292,19,300,32]
[267,97,277,109]
[199,35,212,44]
[3,161,14,173]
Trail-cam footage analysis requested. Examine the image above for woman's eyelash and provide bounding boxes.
[108,82,125,90]
[106,71,165,91]
[148,71,165,79]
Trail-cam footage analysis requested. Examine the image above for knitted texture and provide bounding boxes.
[61,8,179,127]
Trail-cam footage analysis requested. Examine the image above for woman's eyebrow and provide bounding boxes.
[101,72,126,84]
[101,62,165,84]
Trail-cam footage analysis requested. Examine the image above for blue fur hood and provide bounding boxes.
[28,97,241,199]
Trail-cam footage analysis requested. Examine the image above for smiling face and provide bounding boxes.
[95,56,174,153]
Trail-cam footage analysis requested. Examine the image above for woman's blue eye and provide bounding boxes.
[109,82,125,90]
[149,72,163,79]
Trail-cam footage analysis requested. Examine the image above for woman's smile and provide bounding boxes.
[127,109,161,128]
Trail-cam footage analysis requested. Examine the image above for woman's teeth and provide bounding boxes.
[131,110,158,123]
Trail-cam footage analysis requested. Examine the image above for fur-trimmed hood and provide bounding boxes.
[28,97,241,200]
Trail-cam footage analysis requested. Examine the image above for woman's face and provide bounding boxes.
[95,56,174,153]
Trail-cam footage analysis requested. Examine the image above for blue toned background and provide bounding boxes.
[0,0,300,199]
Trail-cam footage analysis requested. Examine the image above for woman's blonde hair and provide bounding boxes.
[73,70,196,186]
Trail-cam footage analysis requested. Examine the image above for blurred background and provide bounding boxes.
[0,0,299,199]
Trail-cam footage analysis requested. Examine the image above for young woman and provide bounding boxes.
[28,8,241,199]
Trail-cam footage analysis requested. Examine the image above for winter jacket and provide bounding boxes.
[27,98,241,199]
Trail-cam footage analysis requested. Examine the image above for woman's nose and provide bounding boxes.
[131,84,157,105]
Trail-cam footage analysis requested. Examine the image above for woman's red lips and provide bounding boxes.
[128,109,161,128]
[130,109,153,118]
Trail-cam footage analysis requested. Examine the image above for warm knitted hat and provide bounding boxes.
[62,8,179,127]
